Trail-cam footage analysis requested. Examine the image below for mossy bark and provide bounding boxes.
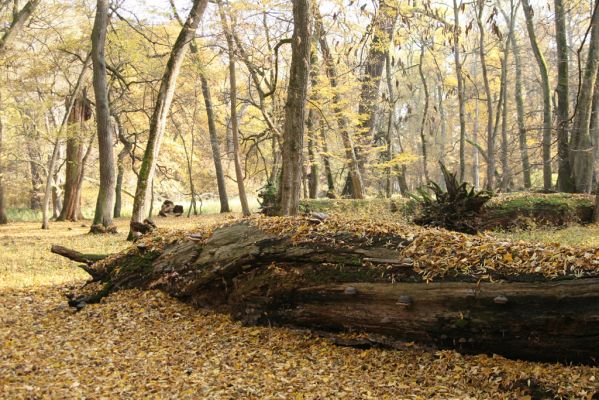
[60,219,599,364]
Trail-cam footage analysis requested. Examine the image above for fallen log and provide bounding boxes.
[53,216,599,364]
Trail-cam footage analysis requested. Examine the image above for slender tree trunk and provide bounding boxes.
[315,10,364,199]
[384,51,396,197]
[320,126,336,197]
[200,75,231,213]
[27,139,43,210]
[218,2,250,217]
[0,106,7,224]
[555,0,574,192]
[570,1,599,193]
[521,0,553,190]
[306,109,319,199]
[453,0,467,182]
[129,0,208,239]
[476,0,495,191]
[512,35,532,188]
[499,6,516,191]
[277,0,311,215]
[418,46,430,182]
[41,141,60,229]
[113,115,130,218]
[437,85,447,190]
[91,0,115,229]
[471,58,480,189]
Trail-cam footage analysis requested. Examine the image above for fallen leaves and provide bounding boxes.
[1,287,598,399]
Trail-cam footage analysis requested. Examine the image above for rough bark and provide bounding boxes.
[218,2,250,217]
[277,0,311,215]
[555,0,574,192]
[315,10,364,199]
[91,0,116,229]
[58,219,599,364]
[521,0,553,190]
[570,1,599,193]
[129,0,208,239]
[511,35,532,188]
[113,115,131,219]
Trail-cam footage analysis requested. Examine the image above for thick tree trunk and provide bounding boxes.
[277,0,311,215]
[512,35,532,189]
[200,75,231,213]
[570,1,599,193]
[521,0,553,190]
[58,218,599,364]
[59,92,92,222]
[555,0,574,192]
[91,0,116,229]
[129,0,208,239]
[315,10,364,199]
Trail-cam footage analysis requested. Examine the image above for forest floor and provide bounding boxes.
[1,214,599,399]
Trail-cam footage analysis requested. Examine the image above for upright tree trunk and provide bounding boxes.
[315,10,364,199]
[437,85,447,190]
[320,126,336,197]
[353,0,398,168]
[218,2,250,217]
[129,0,208,239]
[277,0,311,215]
[200,75,231,213]
[499,6,516,191]
[91,0,115,229]
[476,0,495,191]
[306,109,319,199]
[570,1,599,193]
[58,94,89,222]
[417,46,430,182]
[0,105,7,224]
[113,115,131,219]
[27,139,43,210]
[512,35,532,188]
[453,0,467,182]
[555,0,574,192]
[521,0,553,190]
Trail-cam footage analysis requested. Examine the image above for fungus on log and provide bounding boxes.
[52,216,599,364]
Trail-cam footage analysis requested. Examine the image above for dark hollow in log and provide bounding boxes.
[54,218,599,364]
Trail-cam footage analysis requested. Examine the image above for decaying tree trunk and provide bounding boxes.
[55,217,599,364]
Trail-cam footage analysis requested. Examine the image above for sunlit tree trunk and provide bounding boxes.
[277,0,311,215]
[570,2,599,193]
[306,43,320,199]
[521,0,553,190]
[452,0,467,182]
[128,0,208,239]
[91,0,115,229]
[555,0,574,192]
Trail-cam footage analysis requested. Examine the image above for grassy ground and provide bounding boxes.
[1,213,598,398]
